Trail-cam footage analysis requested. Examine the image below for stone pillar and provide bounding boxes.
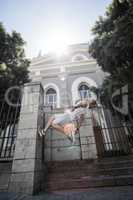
[8,82,44,195]
[79,109,98,159]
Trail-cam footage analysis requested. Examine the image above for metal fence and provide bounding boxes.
[43,105,133,160]
[91,106,133,157]
[0,93,21,160]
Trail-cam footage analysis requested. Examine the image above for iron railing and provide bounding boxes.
[43,105,133,161]
[91,106,133,157]
[0,94,21,160]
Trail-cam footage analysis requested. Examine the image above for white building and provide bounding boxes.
[29,43,105,108]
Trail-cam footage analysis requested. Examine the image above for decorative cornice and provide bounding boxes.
[30,60,97,71]
[31,69,98,80]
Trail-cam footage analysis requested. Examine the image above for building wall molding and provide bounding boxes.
[43,83,60,108]
[72,53,88,62]
[71,76,97,105]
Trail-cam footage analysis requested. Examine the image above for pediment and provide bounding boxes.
[31,55,58,66]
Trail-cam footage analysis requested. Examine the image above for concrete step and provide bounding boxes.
[0,193,28,200]
[46,175,133,191]
[47,160,133,173]
[47,155,133,166]
[0,185,8,192]
[97,155,133,163]
[45,156,133,191]
[47,167,133,180]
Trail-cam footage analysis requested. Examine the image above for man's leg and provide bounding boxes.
[38,116,55,136]
[51,123,65,134]
[44,116,55,132]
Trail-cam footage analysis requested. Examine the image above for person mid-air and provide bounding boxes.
[38,100,90,144]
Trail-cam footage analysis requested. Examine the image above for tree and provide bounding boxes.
[0,23,30,98]
[89,0,133,113]
[0,23,30,128]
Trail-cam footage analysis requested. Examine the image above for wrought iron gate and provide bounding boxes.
[0,92,21,160]
[91,106,133,157]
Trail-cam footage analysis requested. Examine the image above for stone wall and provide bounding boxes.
[0,162,12,191]
[8,82,45,195]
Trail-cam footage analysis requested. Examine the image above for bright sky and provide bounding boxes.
[0,0,112,58]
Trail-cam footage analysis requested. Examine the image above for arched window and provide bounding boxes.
[46,88,57,108]
[78,84,91,100]
[72,54,88,62]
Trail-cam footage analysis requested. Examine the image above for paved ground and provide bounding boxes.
[1,186,133,200]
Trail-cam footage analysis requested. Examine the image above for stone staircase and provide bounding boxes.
[44,155,133,192]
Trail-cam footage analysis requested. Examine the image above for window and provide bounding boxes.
[46,88,57,108]
[78,84,91,100]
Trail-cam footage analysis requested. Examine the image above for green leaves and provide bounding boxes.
[90,0,133,81]
[89,0,133,107]
[0,23,30,97]
[0,63,7,71]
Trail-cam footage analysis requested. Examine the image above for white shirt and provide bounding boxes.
[70,107,86,121]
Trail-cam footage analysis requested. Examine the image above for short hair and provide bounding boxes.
[89,100,97,108]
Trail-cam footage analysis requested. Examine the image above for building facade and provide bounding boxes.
[29,43,105,107]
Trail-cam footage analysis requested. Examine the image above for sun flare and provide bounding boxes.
[47,29,71,56]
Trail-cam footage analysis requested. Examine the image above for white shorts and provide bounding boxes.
[52,113,72,126]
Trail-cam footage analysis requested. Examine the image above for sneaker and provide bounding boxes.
[38,128,46,137]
